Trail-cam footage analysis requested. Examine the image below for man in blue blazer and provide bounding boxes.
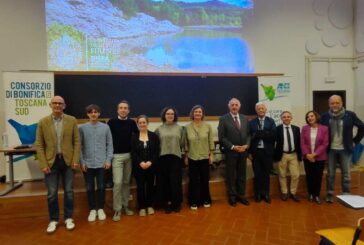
[249,102,276,203]
[218,98,251,207]
[320,95,364,203]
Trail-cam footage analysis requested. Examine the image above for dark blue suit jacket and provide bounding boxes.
[320,110,364,153]
[249,116,276,156]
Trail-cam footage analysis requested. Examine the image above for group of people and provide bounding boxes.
[35,94,364,234]
[219,96,364,208]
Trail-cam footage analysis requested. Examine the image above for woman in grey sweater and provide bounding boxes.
[155,107,185,213]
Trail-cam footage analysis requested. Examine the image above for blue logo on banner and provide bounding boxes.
[277,82,290,93]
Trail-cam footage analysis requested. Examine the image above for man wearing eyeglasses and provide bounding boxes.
[35,95,80,234]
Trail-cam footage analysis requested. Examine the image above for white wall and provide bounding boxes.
[0,0,47,177]
[354,0,364,165]
[355,0,364,120]
[245,0,355,126]
[0,0,361,176]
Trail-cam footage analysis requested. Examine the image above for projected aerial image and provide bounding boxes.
[46,0,254,73]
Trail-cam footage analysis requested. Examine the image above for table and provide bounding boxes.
[0,146,36,196]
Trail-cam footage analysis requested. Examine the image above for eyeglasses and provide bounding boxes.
[87,111,99,114]
[51,102,64,105]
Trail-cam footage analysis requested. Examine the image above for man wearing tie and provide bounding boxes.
[274,111,302,202]
[249,102,276,203]
[218,98,251,207]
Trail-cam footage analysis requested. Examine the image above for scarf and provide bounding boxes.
[329,107,345,137]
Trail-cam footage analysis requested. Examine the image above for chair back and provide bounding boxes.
[359,218,364,242]
[353,217,364,245]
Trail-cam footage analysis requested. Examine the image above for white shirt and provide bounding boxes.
[310,127,318,154]
[283,124,295,152]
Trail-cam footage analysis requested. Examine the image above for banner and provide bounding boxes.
[258,76,292,125]
[3,71,54,180]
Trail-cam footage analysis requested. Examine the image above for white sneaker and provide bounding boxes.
[88,210,97,222]
[65,218,75,230]
[190,204,198,210]
[112,211,121,222]
[97,209,106,220]
[124,207,134,216]
[139,209,146,217]
[147,207,155,215]
[203,202,211,208]
[46,221,58,234]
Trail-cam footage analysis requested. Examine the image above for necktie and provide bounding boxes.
[234,116,240,129]
[259,119,264,130]
[286,127,292,152]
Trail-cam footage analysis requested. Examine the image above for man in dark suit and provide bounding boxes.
[249,102,276,204]
[274,111,302,202]
[218,98,251,207]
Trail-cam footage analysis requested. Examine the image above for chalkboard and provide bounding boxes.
[54,74,258,119]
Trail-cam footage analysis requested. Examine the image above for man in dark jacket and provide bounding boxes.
[320,95,364,203]
[249,102,276,204]
[274,111,302,202]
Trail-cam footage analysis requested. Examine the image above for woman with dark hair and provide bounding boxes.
[185,105,215,210]
[155,107,185,213]
[131,115,160,216]
[300,110,329,204]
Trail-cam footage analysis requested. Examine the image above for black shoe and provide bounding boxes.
[270,169,278,175]
[308,194,314,202]
[263,194,271,204]
[290,194,300,202]
[315,196,321,204]
[238,197,250,206]
[281,193,288,201]
[228,198,237,207]
[325,194,334,203]
[172,205,181,213]
[165,205,172,214]
[105,182,113,189]
[255,194,262,203]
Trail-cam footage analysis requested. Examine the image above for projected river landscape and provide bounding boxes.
[46,0,254,73]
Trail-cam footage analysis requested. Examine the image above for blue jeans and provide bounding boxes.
[45,156,74,221]
[327,149,352,195]
[83,168,105,210]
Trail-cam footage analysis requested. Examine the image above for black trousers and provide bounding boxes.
[134,167,154,210]
[304,159,325,197]
[225,152,247,201]
[83,168,105,210]
[188,159,211,206]
[252,149,272,197]
[159,155,183,208]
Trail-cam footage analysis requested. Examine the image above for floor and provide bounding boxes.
[1,188,364,245]
[1,166,364,245]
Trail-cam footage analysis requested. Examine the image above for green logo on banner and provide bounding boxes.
[260,84,276,101]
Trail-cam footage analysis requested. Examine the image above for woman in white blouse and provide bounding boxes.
[300,111,329,204]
